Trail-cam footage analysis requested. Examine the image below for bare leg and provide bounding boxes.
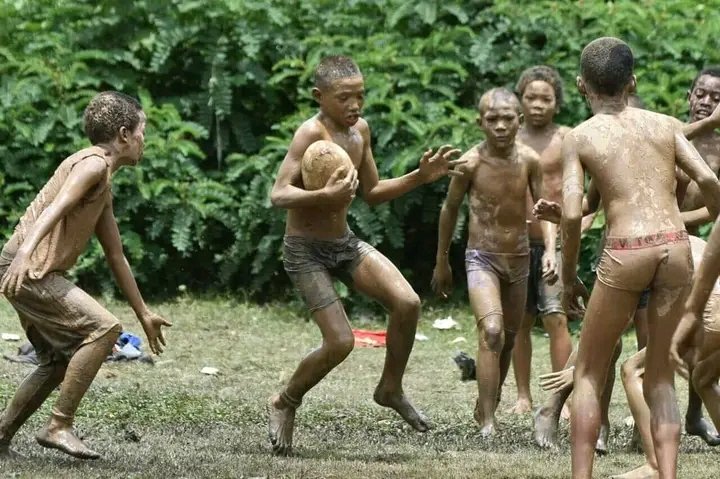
[634,308,649,350]
[597,340,622,455]
[269,299,355,456]
[351,252,427,431]
[510,311,535,414]
[691,348,720,440]
[0,360,67,458]
[685,331,720,445]
[543,311,573,420]
[35,327,119,460]
[643,285,688,479]
[617,348,659,477]
[534,349,577,448]
[572,283,639,479]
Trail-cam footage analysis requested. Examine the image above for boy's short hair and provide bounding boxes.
[477,88,521,116]
[690,66,720,92]
[580,37,634,96]
[314,56,362,90]
[515,65,565,108]
[83,91,143,145]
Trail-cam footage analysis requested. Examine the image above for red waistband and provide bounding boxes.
[605,230,688,250]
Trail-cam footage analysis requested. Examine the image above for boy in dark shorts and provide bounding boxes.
[268,55,463,456]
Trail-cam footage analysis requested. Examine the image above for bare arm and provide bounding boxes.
[0,156,106,296]
[675,131,720,220]
[528,154,557,253]
[431,158,472,297]
[357,123,462,205]
[95,204,171,354]
[560,133,584,293]
[269,123,357,209]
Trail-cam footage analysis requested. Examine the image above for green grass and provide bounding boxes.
[0,297,717,478]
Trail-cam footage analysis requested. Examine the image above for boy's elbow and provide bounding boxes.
[563,210,583,224]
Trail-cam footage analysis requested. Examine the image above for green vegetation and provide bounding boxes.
[0,299,717,478]
[0,0,718,300]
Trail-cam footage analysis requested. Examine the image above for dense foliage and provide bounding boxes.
[1,0,718,301]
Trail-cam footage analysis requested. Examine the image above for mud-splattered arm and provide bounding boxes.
[560,133,583,293]
[675,131,720,220]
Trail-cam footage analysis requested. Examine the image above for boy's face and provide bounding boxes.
[521,80,557,127]
[689,74,720,122]
[315,76,365,127]
[479,100,520,150]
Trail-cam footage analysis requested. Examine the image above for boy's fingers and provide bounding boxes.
[442,149,462,160]
[448,158,467,167]
[447,170,465,177]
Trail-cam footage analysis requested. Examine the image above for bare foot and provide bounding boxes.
[507,397,532,415]
[534,406,560,448]
[595,422,609,455]
[36,425,100,460]
[267,395,295,456]
[686,416,720,446]
[474,399,496,437]
[610,463,659,479]
[373,388,429,432]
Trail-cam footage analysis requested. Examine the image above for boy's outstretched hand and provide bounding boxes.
[418,145,465,183]
[139,309,172,355]
[533,199,562,224]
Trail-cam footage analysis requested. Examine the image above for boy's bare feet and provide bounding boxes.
[36,422,100,460]
[685,416,720,446]
[534,406,559,448]
[374,388,429,432]
[508,397,532,414]
[267,395,296,456]
[610,463,659,479]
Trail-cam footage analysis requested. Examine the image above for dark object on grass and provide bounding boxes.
[453,351,476,381]
[3,342,39,365]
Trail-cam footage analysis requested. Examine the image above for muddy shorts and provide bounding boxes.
[596,230,692,294]
[465,249,529,287]
[0,252,121,366]
[526,241,564,316]
[283,231,376,312]
[596,229,651,309]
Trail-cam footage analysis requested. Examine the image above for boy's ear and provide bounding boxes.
[576,76,587,97]
[476,116,482,128]
[118,126,130,143]
[687,88,692,102]
[628,75,637,94]
[312,87,322,103]
[518,112,525,124]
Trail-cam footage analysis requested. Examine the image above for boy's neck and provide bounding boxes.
[484,141,516,160]
[587,93,628,115]
[318,111,352,135]
[522,122,556,136]
[94,143,122,172]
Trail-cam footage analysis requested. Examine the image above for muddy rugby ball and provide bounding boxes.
[301,140,354,191]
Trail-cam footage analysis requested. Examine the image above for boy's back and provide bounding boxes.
[573,107,684,236]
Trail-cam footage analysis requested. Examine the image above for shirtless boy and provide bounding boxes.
[432,87,555,436]
[560,37,720,478]
[509,65,573,415]
[678,67,720,233]
[617,235,720,479]
[267,55,463,456]
[0,91,171,460]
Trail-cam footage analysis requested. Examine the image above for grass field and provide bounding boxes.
[0,296,717,478]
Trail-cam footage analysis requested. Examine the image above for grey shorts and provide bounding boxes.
[283,230,376,312]
[465,248,529,286]
[526,242,564,316]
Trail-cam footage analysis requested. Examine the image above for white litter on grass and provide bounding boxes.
[1,333,20,341]
[415,333,429,341]
[200,367,219,376]
[432,316,460,330]
[450,336,466,344]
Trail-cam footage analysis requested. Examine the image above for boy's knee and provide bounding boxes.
[326,332,355,361]
[391,291,421,318]
[481,315,505,351]
[541,313,567,333]
[620,359,637,385]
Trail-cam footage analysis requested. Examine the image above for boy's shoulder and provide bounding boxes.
[517,140,540,163]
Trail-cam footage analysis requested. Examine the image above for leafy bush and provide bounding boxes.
[0,0,718,301]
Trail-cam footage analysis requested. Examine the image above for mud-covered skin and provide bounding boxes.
[269,67,462,455]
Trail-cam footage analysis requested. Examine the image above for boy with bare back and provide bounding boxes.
[560,37,720,478]
[509,65,574,415]
[432,87,555,437]
[267,55,463,456]
[0,92,171,460]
